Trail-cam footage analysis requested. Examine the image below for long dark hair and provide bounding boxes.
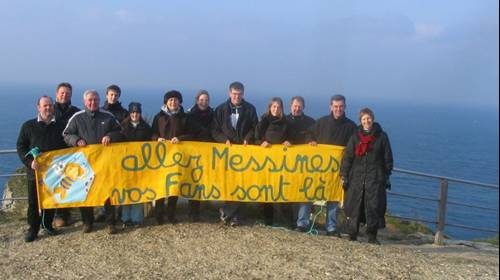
[265,97,284,119]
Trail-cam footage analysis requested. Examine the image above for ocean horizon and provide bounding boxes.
[0,84,498,240]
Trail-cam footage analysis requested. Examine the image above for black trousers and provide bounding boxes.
[27,179,55,230]
[262,203,295,226]
[79,199,116,225]
[155,196,178,221]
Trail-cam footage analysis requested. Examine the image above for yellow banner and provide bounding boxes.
[35,141,345,208]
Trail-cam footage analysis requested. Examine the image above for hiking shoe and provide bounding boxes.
[295,226,308,233]
[82,224,93,233]
[44,227,60,236]
[229,217,240,227]
[326,230,341,238]
[24,228,38,243]
[108,225,118,235]
[53,217,65,228]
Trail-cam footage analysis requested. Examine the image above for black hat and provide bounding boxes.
[128,102,142,113]
[164,90,183,104]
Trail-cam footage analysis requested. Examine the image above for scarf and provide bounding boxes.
[355,131,376,157]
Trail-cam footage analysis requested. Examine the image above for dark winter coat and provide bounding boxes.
[16,118,67,180]
[286,113,315,144]
[121,118,153,142]
[102,102,129,123]
[340,123,394,233]
[63,109,123,146]
[308,113,357,146]
[151,107,197,141]
[254,114,290,145]
[188,105,214,142]
[54,102,80,126]
[211,99,258,144]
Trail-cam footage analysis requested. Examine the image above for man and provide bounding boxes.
[102,84,128,123]
[211,81,258,226]
[63,90,123,234]
[53,82,80,228]
[54,82,80,125]
[306,94,356,237]
[284,96,317,231]
[16,96,66,242]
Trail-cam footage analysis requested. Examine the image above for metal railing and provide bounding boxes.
[388,168,498,245]
[1,149,498,244]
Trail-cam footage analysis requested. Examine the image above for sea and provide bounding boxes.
[0,84,498,240]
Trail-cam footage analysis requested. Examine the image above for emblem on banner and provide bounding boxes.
[43,152,95,203]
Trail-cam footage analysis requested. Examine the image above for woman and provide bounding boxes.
[152,90,194,224]
[121,102,152,227]
[340,108,393,244]
[188,90,214,142]
[254,97,294,227]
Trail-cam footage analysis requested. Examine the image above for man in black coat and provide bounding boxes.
[211,81,258,226]
[305,94,357,237]
[16,96,67,242]
[53,82,80,228]
[285,96,317,232]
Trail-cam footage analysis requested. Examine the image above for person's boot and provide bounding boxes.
[108,224,117,235]
[82,223,93,233]
[367,231,380,245]
[24,227,38,242]
[349,233,358,241]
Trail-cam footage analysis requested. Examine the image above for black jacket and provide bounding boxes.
[188,105,214,142]
[286,114,315,144]
[16,118,67,180]
[121,118,153,142]
[340,123,394,232]
[54,102,80,126]
[254,114,290,145]
[102,102,129,123]
[151,107,197,141]
[308,113,357,146]
[211,99,258,144]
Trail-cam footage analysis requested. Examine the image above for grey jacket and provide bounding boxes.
[63,109,123,147]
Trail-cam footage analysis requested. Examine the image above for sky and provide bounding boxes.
[0,0,498,108]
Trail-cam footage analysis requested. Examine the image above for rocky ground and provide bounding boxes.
[0,202,498,280]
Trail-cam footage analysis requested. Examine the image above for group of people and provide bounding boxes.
[16,81,393,245]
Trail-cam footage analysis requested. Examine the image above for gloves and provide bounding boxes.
[386,177,391,190]
[342,177,349,191]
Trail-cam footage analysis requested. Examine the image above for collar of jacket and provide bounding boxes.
[37,114,56,124]
[103,101,123,111]
[85,108,98,118]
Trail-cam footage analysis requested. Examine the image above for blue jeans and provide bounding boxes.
[297,203,312,228]
[297,202,338,232]
[122,203,144,223]
[325,201,339,233]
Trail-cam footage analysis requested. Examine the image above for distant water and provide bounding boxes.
[0,85,498,240]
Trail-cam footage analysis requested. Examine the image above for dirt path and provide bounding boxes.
[1,217,498,280]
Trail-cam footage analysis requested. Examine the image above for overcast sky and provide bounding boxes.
[0,0,498,108]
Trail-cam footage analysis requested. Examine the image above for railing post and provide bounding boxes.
[434,179,449,245]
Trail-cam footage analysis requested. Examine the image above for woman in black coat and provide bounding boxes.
[340,108,393,244]
[255,97,294,227]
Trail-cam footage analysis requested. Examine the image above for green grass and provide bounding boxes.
[474,235,499,247]
[385,215,434,235]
